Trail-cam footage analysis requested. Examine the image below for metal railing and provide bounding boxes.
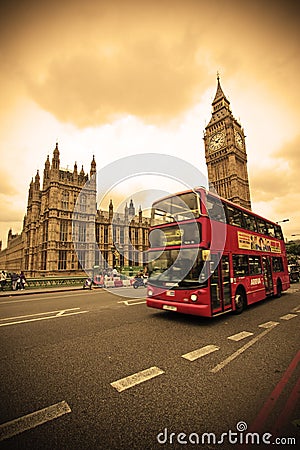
[0,276,86,292]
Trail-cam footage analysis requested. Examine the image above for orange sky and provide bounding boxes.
[0,0,299,246]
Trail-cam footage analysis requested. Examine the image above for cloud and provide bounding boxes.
[0,0,299,127]
[251,135,300,200]
[0,172,19,197]
[275,137,300,174]
[0,193,24,222]
[250,135,300,234]
[25,44,209,127]
[251,170,288,203]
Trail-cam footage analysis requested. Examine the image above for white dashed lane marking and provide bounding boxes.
[118,299,146,306]
[110,366,165,392]
[291,304,300,313]
[259,321,280,329]
[0,401,71,442]
[181,345,219,361]
[280,314,298,321]
[228,331,254,341]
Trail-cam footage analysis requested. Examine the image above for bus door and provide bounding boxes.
[262,256,273,295]
[210,254,232,314]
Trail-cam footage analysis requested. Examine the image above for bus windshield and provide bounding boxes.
[151,192,200,225]
[148,248,208,288]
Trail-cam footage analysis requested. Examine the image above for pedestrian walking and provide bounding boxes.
[10,272,19,290]
[19,271,26,290]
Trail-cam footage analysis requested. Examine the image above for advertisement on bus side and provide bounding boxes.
[237,231,281,253]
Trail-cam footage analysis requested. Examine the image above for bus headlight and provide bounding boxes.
[190,294,198,302]
[148,289,153,296]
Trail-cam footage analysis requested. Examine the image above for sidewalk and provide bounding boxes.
[0,285,85,298]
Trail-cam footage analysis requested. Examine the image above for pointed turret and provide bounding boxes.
[73,161,78,182]
[109,199,113,220]
[129,199,135,217]
[206,73,232,128]
[28,178,34,200]
[90,155,96,176]
[34,170,40,190]
[44,155,50,172]
[51,142,60,170]
[212,73,229,106]
[43,156,50,189]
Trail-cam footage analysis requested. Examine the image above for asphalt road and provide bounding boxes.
[0,285,299,449]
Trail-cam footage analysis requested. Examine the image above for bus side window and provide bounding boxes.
[243,212,258,232]
[272,257,283,272]
[257,218,267,235]
[233,255,249,276]
[266,222,276,237]
[206,195,226,222]
[249,256,262,275]
[226,205,244,227]
[274,225,283,240]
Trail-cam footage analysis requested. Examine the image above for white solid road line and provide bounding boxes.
[0,309,88,327]
[0,307,80,321]
[280,313,298,320]
[227,331,254,341]
[181,344,219,362]
[0,400,71,442]
[111,366,165,392]
[210,324,279,373]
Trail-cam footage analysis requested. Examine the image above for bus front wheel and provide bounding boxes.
[234,289,246,314]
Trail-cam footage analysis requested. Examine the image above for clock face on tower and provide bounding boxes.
[234,130,244,149]
[209,131,225,151]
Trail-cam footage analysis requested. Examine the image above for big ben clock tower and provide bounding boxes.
[204,75,251,210]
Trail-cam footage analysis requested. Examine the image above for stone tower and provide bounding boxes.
[23,142,95,275]
[204,75,251,210]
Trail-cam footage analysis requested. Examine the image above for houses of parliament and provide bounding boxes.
[0,76,251,276]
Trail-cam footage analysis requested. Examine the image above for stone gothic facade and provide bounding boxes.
[204,75,252,210]
[0,144,149,276]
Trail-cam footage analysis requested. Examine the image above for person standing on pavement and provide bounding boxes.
[0,270,7,291]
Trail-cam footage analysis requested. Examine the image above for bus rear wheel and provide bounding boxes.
[234,289,246,314]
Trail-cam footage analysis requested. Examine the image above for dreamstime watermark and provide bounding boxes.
[71,153,227,293]
[156,421,297,446]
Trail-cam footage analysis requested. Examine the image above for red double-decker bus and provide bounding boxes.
[146,187,290,317]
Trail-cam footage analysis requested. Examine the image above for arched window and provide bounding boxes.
[79,194,86,212]
[61,190,69,210]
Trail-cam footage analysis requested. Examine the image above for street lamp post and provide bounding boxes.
[111,245,119,271]
[276,219,289,224]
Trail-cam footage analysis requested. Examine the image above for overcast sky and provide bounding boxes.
[0,0,299,247]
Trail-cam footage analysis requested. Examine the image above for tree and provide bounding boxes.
[286,241,300,264]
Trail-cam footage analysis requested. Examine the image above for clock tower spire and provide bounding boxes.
[204,75,251,210]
